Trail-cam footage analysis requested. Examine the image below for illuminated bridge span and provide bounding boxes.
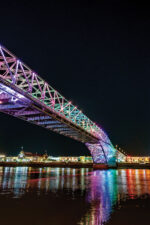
[0,45,116,167]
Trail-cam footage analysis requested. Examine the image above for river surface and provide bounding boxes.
[0,167,150,225]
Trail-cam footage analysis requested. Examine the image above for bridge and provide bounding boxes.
[0,44,116,167]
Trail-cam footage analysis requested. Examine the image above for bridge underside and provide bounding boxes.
[0,82,97,144]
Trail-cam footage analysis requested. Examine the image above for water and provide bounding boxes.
[0,167,150,225]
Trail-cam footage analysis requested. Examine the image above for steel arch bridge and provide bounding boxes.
[0,45,116,167]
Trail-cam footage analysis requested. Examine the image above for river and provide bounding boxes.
[0,167,150,225]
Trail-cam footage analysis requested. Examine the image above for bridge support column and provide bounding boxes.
[85,141,117,169]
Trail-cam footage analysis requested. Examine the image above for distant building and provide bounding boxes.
[47,156,60,161]
[56,156,93,163]
[126,156,150,164]
[79,156,93,162]
[6,156,17,162]
[0,154,6,162]
[59,156,78,162]
[46,156,93,162]
[18,151,48,162]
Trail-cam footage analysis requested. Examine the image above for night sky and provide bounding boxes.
[0,1,150,156]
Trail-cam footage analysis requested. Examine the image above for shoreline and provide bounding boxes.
[117,163,150,169]
[0,162,93,168]
[0,162,150,169]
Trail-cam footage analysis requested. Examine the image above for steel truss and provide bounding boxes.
[0,44,116,165]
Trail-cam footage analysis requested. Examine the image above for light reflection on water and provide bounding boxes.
[0,167,150,224]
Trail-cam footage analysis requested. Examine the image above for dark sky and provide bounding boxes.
[0,1,150,156]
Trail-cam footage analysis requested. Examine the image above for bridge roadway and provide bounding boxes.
[0,44,116,167]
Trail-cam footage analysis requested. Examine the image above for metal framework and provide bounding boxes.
[0,44,116,166]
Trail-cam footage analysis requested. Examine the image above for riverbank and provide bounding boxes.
[0,161,93,168]
[117,163,150,169]
[0,161,150,169]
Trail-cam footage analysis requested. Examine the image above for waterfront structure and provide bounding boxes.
[79,156,93,162]
[18,151,48,162]
[0,154,6,161]
[0,45,117,166]
[58,156,93,162]
[0,151,93,163]
[6,156,18,162]
[125,156,150,164]
[58,156,78,162]
[47,156,60,161]
[0,151,150,164]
